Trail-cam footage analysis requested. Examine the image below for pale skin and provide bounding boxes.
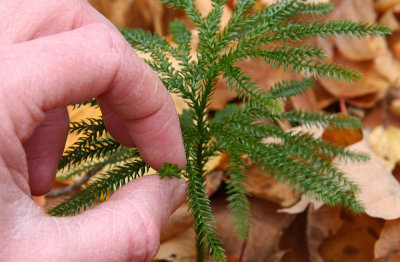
[0,0,187,261]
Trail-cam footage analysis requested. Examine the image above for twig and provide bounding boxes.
[339,99,348,116]
[238,239,247,262]
[45,165,104,198]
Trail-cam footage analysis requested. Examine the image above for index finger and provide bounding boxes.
[0,23,186,170]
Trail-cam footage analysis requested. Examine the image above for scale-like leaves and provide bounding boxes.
[53,1,391,261]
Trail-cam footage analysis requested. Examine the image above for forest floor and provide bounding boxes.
[36,0,400,261]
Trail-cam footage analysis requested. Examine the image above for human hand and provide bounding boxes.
[0,0,186,261]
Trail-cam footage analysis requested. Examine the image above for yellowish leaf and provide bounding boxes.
[368,125,400,171]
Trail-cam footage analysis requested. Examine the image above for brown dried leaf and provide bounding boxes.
[154,228,197,262]
[89,0,175,35]
[245,166,300,207]
[336,139,400,219]
[213,197,296,262]
[279,212,309,262]
[208,81,237,111]
[318,51,389,104]
[319,212,384,262]
[278,195,323,214]
[194,0,232,28]
[322,0,381,61]
[375,0,400,13]
[374,219,400,260]
[160,204,193,242]
[368,125,400,171]
[322,124,363,147]
[307,205,344,262]
[378,5,400,31]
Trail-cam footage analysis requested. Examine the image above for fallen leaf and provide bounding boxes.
[362,101,400,130]
[289,88,318,112]
[318,51,390,106]
[89,0,174,35]
[279,211,309,262]
[213,197,296,262]
[245,165,300,207]
[205,170,224,196]
[375,0,400,13]
[154,228,197,262]
[278,195,323,214]
[307,205,344,262]
[368,125,400,171]
[336,138,400,219]
[321,124,363,147]
[208,80,237,111]
[194,0,232,28]
[319,211,384,262]
[160,204,193,242]
[379,5,400,31]
[323,0,382,61]
[374,219,400,260]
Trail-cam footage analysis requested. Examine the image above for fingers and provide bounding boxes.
[0,0,103,44]
[3,176,187,262]
[23,108,69,196]
[70,176,186,261]
[0,23,185,173]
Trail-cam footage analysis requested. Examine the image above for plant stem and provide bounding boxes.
[196,236,206,262]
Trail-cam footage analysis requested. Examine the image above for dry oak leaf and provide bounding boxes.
[368,125,400,171]
[320,0,384,62]
[213,197,296,262]
[154,228,197,262]
[375,0,400,13]
[374,218,400,260]
[318,51,390,107]
[245,165,300,208]
[319,211,384,262]
[160,204,193,243]
[306,205,344,262]
[336,138,400,219]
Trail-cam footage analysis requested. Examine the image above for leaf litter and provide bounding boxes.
[42,0,400,261]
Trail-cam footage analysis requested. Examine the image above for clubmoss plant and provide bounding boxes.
[48,0,391,261]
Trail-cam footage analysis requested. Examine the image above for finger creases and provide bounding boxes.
[0,22,185,171]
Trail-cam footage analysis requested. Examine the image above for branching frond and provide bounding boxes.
[269,78,314,99]
[220,64,281,111]
[223,149,251,239]
[269,20,391,42]
[58,137,122,171]
[57,148,140,182]
[49,160,149,216]
[220,131,363,211]
[184,165,226,261]
[274,110,362,129]
[54,1,392,261]
[260,47,360,81]
[296,1,335,16]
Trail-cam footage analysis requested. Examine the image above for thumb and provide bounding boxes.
[48,176,187,262]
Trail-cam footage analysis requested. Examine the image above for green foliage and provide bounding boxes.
[159,163,182,178]
[50,0,390,261]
